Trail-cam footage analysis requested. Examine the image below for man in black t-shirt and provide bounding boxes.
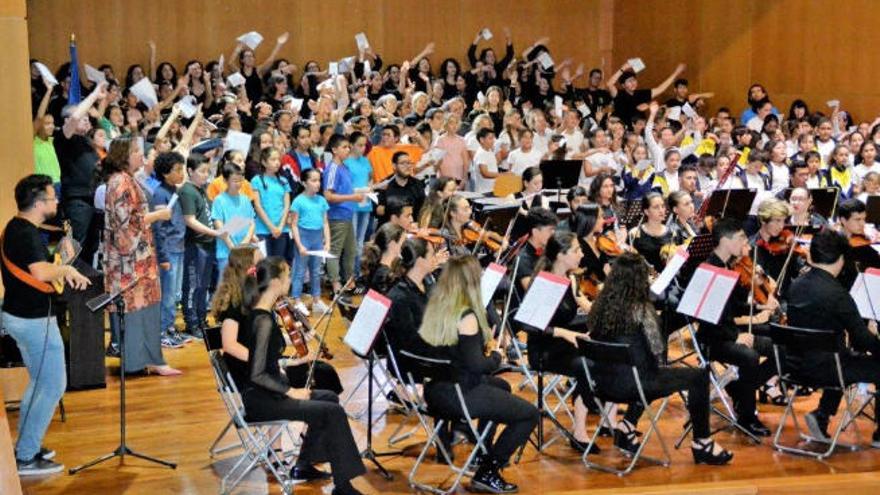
[608,61,686,128]
[376,151,426,225]
[1,175,90,476]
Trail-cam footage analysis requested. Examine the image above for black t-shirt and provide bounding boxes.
[586,88,612,114]
[54,132,98,200]
[179,182,215,249]
[219,304,250,387]
[613,88,652,128]
[379,177,426,224]
[664,97,687,108]
[242,68,264,108]
[1,218,53,318]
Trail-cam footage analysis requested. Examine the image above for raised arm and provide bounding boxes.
[63,81,107,138]
[605,61,631,99]
[408,42,436,67]
[521,36,550,61]
[173,106,204,157]
[257,32,289,76]
[651,63,686,99]
[148,40,157,81]
[497,27,514,69]
[33,79,56,134]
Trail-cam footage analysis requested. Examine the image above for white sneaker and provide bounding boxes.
[293,301,310,317]
[312,300,330,316]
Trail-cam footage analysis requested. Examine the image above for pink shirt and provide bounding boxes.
[436,134,469,181]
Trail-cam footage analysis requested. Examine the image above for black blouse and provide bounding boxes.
[243,309,290,397]
[632,225,673,273]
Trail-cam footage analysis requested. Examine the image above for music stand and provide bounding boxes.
[678,234,717,284]
[865,196,880,225]
[702,188,756,220]
[474,205,520,236]
[540,160,582,204]
[70,278,177,474]
[618,199,645,229]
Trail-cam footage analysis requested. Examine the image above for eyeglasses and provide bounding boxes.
[39,195,59,203]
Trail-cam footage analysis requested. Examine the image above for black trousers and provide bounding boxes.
[622,367,711,438]
[811,355,880,427]
[285,360,344,395]
[528,341,592,401]
[426,376,538,464]
[705,334,776,420]
[243,388,366,485]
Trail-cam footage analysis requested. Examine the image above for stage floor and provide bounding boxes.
[12,315,880,495]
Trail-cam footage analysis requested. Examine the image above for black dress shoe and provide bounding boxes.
[569,438,600,455]
[691,439,734,465]
[290,464,332,481]
[613,426,641,454]
[469,460,518,493]
[740,417,771,437]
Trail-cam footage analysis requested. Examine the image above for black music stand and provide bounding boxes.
[474,204,520,237]
[70,279,176,474]
[783,187,839,220]
[702,188,757,220]
[678,233,717,284]
[618,199,645,229]
[865,196,880,225]
[540,160,582,204]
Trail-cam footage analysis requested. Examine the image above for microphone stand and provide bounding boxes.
[70,278,176,474]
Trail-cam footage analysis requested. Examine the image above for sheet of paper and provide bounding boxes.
[84,64,106,84]
[355,32,370,50]
[237,31,264,50]
[481,28,493,41]
[343,290,391,356]
[305,250,337,259]
[224,130,252,156]
[338,56,356,74]
[554,95,564,118]
[851,274,875,319]
[826,99,840,108]
[217,54,225,73]
[287,97,304,113]
[677,263,738,324]
[363,60,371,77]
[428,148,447,162]
[256,239,267,257]
[481,263,507,308]
[628,57,646,73]
[176,95,198,119]
[681,102,697,119]
[476,91,486,104]
[636,159,653,171]
[328,62,339,76]
[130,78,158,108]
[226,72,246,88]
[514,271,569,330]
[537,51,554,70]
[166,193,179,210]
[219,215,251,236]
[651,248,688,296]
[34,62,58,86]
[666,106,682,121]
[576,102,591,118]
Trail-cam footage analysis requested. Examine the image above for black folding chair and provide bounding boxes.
[202,325,242,459]
[769,323,873,459]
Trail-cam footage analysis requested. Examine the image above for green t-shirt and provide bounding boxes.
[179,181,215,248]
[33,136,61,183]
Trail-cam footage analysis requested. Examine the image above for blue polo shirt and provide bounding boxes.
[251,174,291,234]
[323,161,356,221]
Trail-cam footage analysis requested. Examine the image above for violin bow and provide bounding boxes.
[774,223,806,298]
[747,241,759,335]
[304,275,353,390]
[471,218,492,256]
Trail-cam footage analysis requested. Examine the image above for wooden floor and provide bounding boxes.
[10,310,880,495]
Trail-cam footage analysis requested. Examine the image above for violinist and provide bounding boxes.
[360,223,406,294]
[571,204,612,289]
[630,192,673,273]
[520,232,597,453]
[666,191,697,245]
[557,186,589,234]
[751,198,803,296]
[679,164,703,211]
[588,172,619,234]
[787,186,827,227]
[695,218,778,437]
[441,195,507,257]
[419,177,458,229]
[376,151,425,225]
[513,208,558,297]
[384,196,415,231]
[836,198,880,289]
[236,257,363,490]
[514,167,551,213]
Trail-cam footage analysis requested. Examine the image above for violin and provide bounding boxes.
[849,233,880,249]
[408,225,446,244]
[757,229,808,258]
[731,254,776,306]
[274,299,333,360]
[461,220,503,252]
[596,232,623,257]
[570,268,601,300]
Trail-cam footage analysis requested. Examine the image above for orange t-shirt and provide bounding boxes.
[206,176,255,202]
[368,144,424,182]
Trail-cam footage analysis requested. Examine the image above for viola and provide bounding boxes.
[274,299,333,360]
[731,255,775,306]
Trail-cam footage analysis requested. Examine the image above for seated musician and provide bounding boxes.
[786,229,880,446]
[571,204,614,287]
[588,172,620,234]
[695,217,779,437]
[419,177,458,229]
[419,255,538,494]
[751,198,803,296]
[787,185,828,228]
[513,207,558,298]
[588,252,733,465]
[360,223,405,294]
[238,257,367,494]
[520,232,597,453]
[509,167,551,240]
[384,196,415,231]
[666,191,698,246]
[556,186,589,234]
[836,198,880,289]
[441,194,507,258]
[629,192,673,273]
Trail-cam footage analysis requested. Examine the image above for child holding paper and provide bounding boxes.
[251,147,292,261]
[290,168,331,315]
[211,163,256,278]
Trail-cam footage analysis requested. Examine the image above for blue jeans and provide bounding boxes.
[183,243,215,331]
[352,211,372,276]
[259,233,293,264]
[2,313,65,461]
[159,251,184,332]
[292,227,323,299]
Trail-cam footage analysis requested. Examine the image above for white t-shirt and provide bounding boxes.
[816,138,836,163]
[561,128,586,159]
[508,147,543,176]
[532,128,553,155]
[580,151,618,187]
[855,161,880,180]
[473,147,499,194]
[768,162,790,193]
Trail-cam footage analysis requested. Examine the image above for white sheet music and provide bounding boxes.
[677,263,738,324]
[355,32,370,50]
[343,290,392,356]
[481,263,507,308]
[219,215,251,236]
[650,248,688,296]
[514,271,569,330]
[129,78,158,109]
[236,31,263,50]
[627,57,646,73]
[224,130,252,156]
[851,268,880,319]
[34,62,58,86]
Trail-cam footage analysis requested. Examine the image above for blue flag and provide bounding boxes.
[68,36,82,105]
